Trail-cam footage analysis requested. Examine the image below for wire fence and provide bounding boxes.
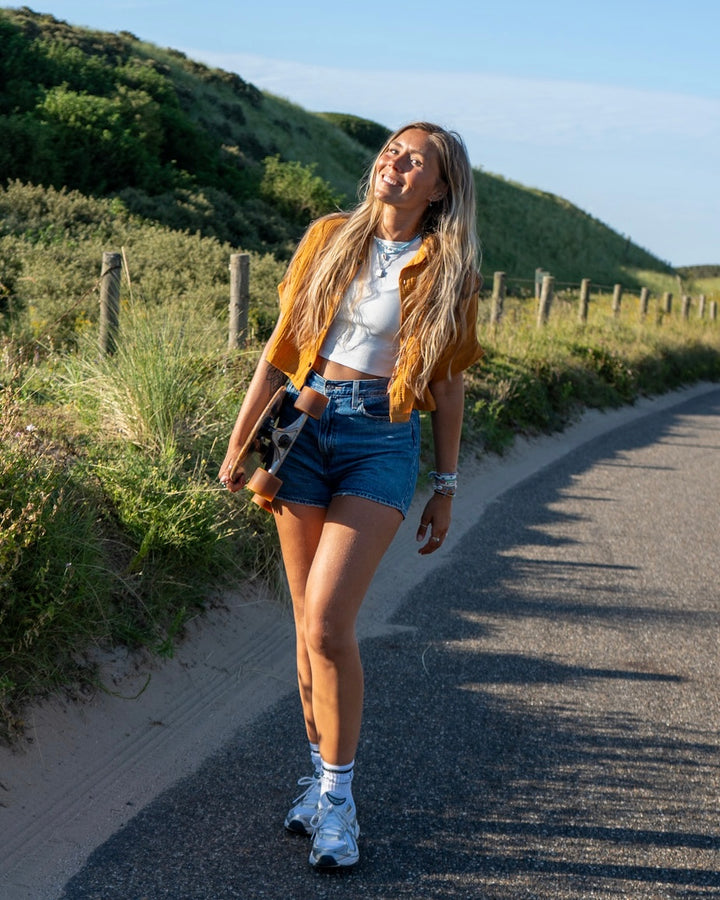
[482,271,717,332]
[94,253,719,356]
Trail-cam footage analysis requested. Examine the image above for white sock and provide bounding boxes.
[320,758,355,804]
[309,742,322,777]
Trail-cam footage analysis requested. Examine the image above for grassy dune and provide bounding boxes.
[1,8,717,740]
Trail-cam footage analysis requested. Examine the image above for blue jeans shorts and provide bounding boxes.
[274,370,420,517]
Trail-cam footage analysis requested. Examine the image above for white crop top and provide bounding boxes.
[319,237,421,377]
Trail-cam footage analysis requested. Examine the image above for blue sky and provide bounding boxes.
[3,0,719,266]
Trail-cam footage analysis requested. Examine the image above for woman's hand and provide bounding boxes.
[218,452,247,493]
[416,491,453,554]
[416,373,464,554]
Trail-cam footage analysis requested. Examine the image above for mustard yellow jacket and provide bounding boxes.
[265,215,483,422]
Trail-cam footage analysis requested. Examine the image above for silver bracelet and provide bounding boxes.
[429,470,458,497]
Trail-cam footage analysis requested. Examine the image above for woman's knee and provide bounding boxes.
[305,615,356,662]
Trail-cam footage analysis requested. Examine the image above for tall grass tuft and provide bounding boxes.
[62,298,283,620]
[67,302,220,458]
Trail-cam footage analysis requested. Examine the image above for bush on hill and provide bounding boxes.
[318,112,392,154]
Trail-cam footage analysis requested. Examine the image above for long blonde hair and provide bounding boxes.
[286,122,480,396]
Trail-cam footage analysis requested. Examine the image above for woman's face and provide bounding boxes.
[373,128,447,220]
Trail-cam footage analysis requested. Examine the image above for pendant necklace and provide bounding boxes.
[373,235,419,278]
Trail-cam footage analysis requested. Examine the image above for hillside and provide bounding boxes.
[0,5,674,289]
[2,8,719,745]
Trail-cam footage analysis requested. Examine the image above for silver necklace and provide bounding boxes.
[373,236,418,278]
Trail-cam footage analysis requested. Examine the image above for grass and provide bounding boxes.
[2,272,718,742]
[685,275,720,301]
[0,298,282,741]
[1,8,716,745]
[475,171,674,287]
[465,287,720,455]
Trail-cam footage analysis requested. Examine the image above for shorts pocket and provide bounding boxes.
[357,393,391,421]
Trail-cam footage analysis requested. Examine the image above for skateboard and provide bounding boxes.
[229,384,328,511]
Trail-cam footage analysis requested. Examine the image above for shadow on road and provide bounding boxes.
[61,390,720,899]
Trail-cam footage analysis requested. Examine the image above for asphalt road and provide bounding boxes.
[59,387,720,899]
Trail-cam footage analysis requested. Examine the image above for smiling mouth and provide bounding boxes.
[381,173,402,187]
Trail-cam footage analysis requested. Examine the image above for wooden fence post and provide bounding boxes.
[681,295,692,320]
[536,274,554,328]
[98,251,122,355]
[710,301,718,322]
[578,278,591,323]
[534,268,548,300]
[612,283,623,318]
[639,286,650,320]
[698,294,707,319]
[662,291,673,315]
[228,252,250,349]
[490,271,505,326]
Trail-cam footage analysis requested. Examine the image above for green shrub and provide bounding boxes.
[0,181,287,349]
[260,155,342,224]
[95,449,231,575]
[0,339,283,741]
[318,112,390,153]
[0,381,113,739]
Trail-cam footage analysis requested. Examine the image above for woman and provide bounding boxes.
[219,122,483,869]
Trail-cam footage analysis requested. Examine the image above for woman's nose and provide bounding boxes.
[391,152,408,170]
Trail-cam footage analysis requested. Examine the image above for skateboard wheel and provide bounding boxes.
[251,494,274,512]
[247,467,282,502]
[294,386,328,419]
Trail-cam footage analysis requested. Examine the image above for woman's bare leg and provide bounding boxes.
[273,501,326,745]
[275,495,403,765]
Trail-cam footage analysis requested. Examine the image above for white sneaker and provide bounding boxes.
[308,793,360,868]
[284,774,322,835]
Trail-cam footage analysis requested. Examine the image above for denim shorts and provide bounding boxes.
[273,370,420,517]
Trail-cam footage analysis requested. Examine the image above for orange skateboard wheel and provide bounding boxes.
[294,386,328,419]
[246,466,282,502]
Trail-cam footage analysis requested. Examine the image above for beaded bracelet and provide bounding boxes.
[429,470,458,497]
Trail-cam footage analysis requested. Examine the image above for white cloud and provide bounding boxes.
[185,50,720,264]
[194,52,720,146]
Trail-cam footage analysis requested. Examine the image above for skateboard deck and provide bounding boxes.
[228,385,286,483]
[229,384,328,511]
